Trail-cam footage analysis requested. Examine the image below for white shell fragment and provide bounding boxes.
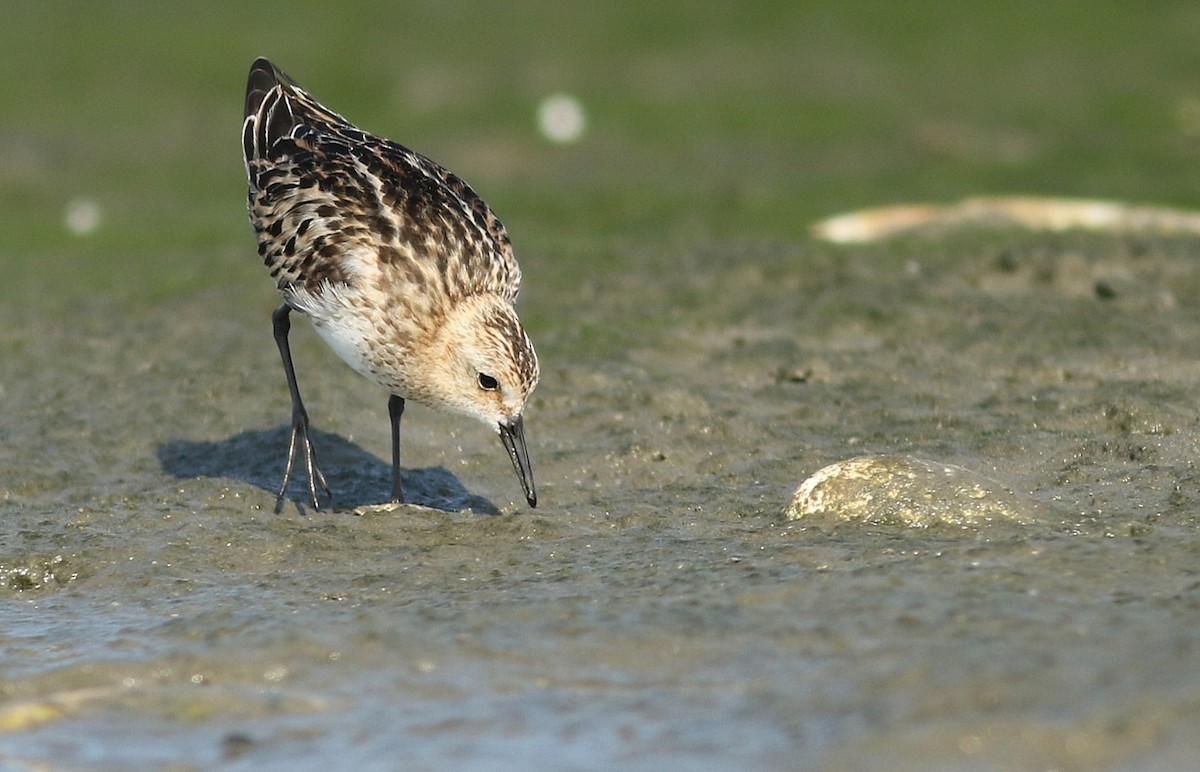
[785,455,1036,528]
[64,198,102,235]
[537,93,587,144]
[810,196,1200,244]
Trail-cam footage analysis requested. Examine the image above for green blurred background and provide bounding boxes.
[4,1,1200,308]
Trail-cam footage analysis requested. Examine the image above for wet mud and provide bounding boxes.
[5,229,1200,767]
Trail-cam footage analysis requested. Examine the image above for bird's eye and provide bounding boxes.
[477,373,499,391]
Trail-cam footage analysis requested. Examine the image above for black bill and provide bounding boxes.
[499,415,537,507]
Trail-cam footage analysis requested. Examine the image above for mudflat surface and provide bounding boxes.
[6,3,1200,769]
[6,230,1200,769]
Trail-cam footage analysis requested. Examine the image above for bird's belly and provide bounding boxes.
[309,314,397,391]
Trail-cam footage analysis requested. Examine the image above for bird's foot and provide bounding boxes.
[275,409,331,512]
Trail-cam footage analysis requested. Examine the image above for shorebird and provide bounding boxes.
[241,58,539,510]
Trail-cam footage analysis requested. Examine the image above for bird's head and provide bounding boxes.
[423,294,539,506]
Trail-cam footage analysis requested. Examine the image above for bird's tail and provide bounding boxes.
[241,57,358,182]
[244,57,291,119]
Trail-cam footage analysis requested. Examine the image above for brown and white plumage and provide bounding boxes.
[241,57,539,509]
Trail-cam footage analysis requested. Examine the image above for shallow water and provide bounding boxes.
[5,229,1200,768]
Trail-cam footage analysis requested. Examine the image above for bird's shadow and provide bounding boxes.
[157,426,500,515]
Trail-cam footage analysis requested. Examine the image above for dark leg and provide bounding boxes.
[272,304,330,511]
[388,394,406,504]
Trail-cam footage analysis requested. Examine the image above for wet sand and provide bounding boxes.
[5,228,1200,768]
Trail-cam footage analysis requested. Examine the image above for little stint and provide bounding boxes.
[241,58,539,510]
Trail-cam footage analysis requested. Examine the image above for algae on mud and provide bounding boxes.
[785,454,1039,529]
